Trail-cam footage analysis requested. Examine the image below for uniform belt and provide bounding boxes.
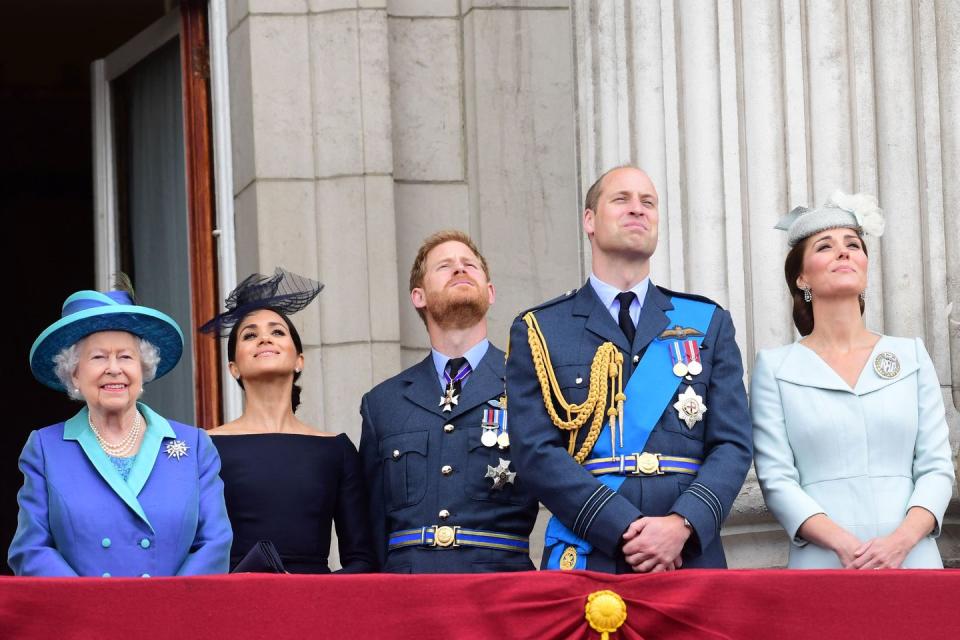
[582,452,702,476]
[388,526,529,553]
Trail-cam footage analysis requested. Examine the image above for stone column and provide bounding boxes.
[226,0,402,440]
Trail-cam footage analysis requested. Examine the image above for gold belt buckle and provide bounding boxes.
[634,452,661,475]
[433,525,459,548]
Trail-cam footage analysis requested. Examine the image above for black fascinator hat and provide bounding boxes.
[200,267,324,336]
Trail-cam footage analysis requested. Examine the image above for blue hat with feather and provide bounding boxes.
[30,289,184,391]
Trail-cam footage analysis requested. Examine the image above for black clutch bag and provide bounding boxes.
[231,540,287,574]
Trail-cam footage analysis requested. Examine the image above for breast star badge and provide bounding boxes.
[673,386,707,429]
[164,440,190,460]
[485,458,516,490]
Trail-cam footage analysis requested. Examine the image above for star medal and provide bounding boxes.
[684,340,703,376]
[481,408,499,447]
[485,457,516,490]
[673,386,707,429]
[439,360,472,413]
[439,385,459,412]
[873,351,900,379]
[165,439,190,460]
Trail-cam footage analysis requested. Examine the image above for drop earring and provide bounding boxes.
[801,285,812,303]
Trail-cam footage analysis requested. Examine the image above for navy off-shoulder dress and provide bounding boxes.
[212,433,375,573]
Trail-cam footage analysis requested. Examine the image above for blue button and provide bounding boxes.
[102,572,111,578]
[141,573,151,578]
[140,538,151,549]
[101,538,111,548]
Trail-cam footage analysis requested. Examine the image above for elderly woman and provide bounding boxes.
[201,268,374,574]
[751,193,955,569]
[8,285,232,577]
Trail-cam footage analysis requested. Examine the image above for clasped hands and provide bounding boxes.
[621,514,690,573]
[835,531,910,570]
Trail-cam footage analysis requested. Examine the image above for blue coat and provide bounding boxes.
[752,336,955,568]
[359,345,539,573]
[8,403,232,577]
[506,282,753,571]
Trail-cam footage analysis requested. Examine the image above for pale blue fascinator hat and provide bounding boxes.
[775,191,885,246]
[30,289,184,391]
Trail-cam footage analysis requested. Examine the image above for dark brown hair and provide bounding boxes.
[227,307,304,412]
[408,230,490,323]
[784,231,868,336]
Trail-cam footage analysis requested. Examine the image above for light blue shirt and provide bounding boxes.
[431,339,490,390]
[588,273,649,327]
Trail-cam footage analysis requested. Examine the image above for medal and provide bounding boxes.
[873,351,900,379]
[439,385,459,412]
[497,432,511,449]
[439,360,472,412]
[673,385,707,429]
[481,428,498,447]
[485,458,516,490]
[668,341,688,377]
[684,340,703,376]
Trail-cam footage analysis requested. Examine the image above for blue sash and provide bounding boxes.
[544,296,715,569]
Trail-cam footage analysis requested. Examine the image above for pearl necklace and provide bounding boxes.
[88,411,144,458]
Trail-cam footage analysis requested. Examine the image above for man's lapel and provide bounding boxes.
[578,282,631,352]
[633,284,673,352]
[403,355,450,416]
[448,346,504,420]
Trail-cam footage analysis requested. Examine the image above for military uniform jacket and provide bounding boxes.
[360,345,539,573]
[506,282,752,572]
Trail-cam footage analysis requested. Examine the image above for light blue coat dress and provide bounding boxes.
[751,335,955,568]
[8,403,232,577]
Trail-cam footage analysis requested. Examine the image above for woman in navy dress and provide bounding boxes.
[202,268,374,573]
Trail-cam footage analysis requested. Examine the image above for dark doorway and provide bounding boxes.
[2,1,166,574]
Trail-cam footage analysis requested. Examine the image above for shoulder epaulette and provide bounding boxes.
[514,288,579,321]
[656,285,723,310]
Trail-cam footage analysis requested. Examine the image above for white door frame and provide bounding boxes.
[91,8,181,291]
[90,2,242,421]
[208,0,242,421]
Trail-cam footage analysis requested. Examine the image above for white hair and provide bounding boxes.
[53,336,161,401]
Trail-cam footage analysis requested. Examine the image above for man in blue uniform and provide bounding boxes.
[360,230,539,573]
[506,166,752,573]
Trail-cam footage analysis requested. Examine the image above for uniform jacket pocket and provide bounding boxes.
[465,427,527,505]
[379,431,428,510]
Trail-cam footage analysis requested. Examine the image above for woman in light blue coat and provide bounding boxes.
[751,193,954,569]
[8,283,232,577]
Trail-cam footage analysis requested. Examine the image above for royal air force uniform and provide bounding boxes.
[359,342,539,573]
[505,280,752,572]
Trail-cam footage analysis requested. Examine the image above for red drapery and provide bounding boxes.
[2,569,958,639]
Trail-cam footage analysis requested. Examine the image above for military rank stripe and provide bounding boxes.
[686,483,722,530]
[573,485,616,539]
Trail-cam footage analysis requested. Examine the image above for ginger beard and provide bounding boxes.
[424,275,490,330]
